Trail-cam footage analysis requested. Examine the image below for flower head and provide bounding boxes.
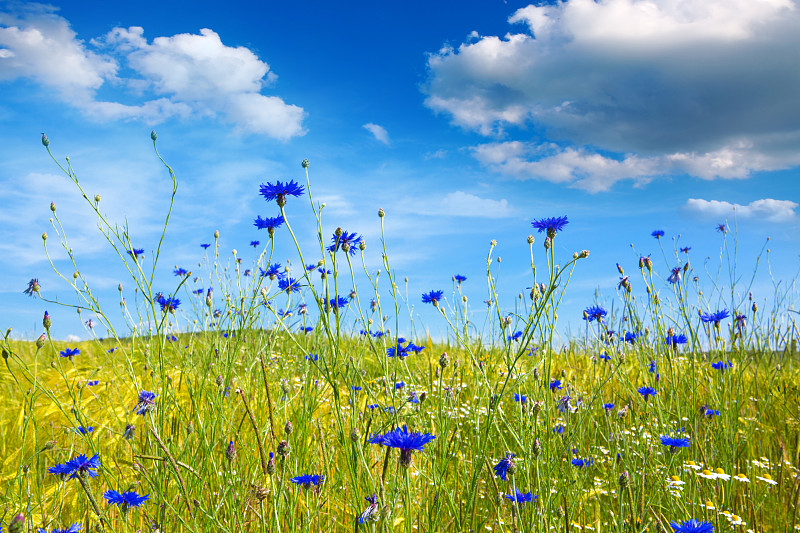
[668,333,688,347]
[358,495,380,525]
[422,290,444,306]
[200,243,211,250]
[103,490,149,512]
[513,393,527,404]
[660,435,691,450]
[329,230,363,255]
[701,309,730,324]
[278,277,302,294]
[59,347,80,359]
[24,278,41,297]
[48,453,100,479]
[550,379,563,391]
[583,305,607,323]
[504,490,534,505]
[652,230,665,239]
[493,453,516,480]
[259,180,305,206]
[254,215,285,234]
[290,473,324,488]
[531,216,569,238]
[133,391,156,415]
[36,523,82,533]
[638,386,658,400]
[572,457,594,468]
[368,425,435,466]
[710,360,732,371]
[670,518,714,533]
[128,248,145,259]
[155,294,180,313]
[716,223,727,233]
[668,267,681,284]
[454,274,467,283]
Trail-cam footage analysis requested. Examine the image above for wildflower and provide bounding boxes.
[599,353,612,361]
[603,403,615,411]
[697,469,717,480]
[368,425,436,467]
[684,461,702,471]
[680,246,691,253]
[638,386,657,400]
[254,215,285,235]
[700,309,730,325]
[173,268,188,276]
[122,424,135,440]
[648,360,657,373]
[669,518,714,533]
[701,407,720,419]
[493,453,516,480]
[710,360,732,371]
[128,248,145,259]
[266,452,276,475]
[618,275,630,290]
[86,380,99,386]
[668,267,681,284]
[552,425,565,434]
[504,490,534,505]
[155,294,180,313]
[24,278,41,297]
[583,305,607,322]
[73,426,94,435]
[550,379,563,391]
[755,473,777,485]
[278,277,301,294]
[328,296,349,310]
[358,495,380,525]
[200,243,211,249]
[733,473,750,483]
[261,263,284,279]
[103,490,149,512]
[667,475,685,486]
[329,230,363,255]
[300,326,313,334]
[133,391,156,415]
[735,314,746,330]
[395,381,406,390]
[652,230,665,239]
[290,474,324,488]
[59,347,80,360]
[36,523,82,533]
[508,331,523,341]
[514,393,527,404]
[660,436,690,450]
[712,468,730,481]
[668,333,688,347]
[259,180,305,206]
[422,290,444,306]
[454,274,467,283]
[557,395,572,413]
[531,216,569,238]
[226,440,237,462]
[624,331,639,344]
[48,453,100,479]
[716,223,727,233]
[572,458,594,468]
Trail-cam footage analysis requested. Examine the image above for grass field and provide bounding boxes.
[1,136,798,533]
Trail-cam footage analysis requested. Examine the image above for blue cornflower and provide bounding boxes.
[599,353,612,361]
[305,353,319,361]
[514,393,527,404]
[648,360,657,373]
[87,380,99,386]
[670,518,714,533]
[200,243,211,249]
[193,288,204,295]
[59,347,80,359]
[504,490,535,505]
[395,381,406,389]
[493,453,516,480]
[701,407,720,418]
[508,331,523,341]
[133,391,156,415]
[603,403,615,411]
[638,386,658,400]
[48,453,100,479]
[253,215,285,233]
[24,278,40,297]
[550,379,563,391]
[701,309,730,324]
[278,277,301,294]
[668,333,688,347]
[407,392,420,404]
[422,290,444,306]
[317,266,332,277]
[128,248,145,259]
[368,425,436,456]
[583,305,607,322]
[329,230,363,255]
[572,458,594,468]
[624,331,639,344]
[260,263,284,279]
[103,490,149,511]
[652,230,665,239]
[73,426,94,435]
[710,360,732,371]
[155,294,180,313]
[531,216,569,238]
[668,267,682,284]
[660,435,690,449]
[250,240,260,248]
[716,223,727,233]
[328,296,349,310]
[454,274,467,283]
[290,474,324,488]
[259,180,305,206]
[358,495,380,525]
[36,523,82,533]
[300,326,313,334]
[173,268,188,276]
[557,395,572,413]
[680,246,691,253]
[552,425,565,434]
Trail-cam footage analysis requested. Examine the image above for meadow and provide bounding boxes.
[1,133,798,533]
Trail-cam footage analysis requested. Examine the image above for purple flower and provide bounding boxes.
[24,278,41,297]
[133,391,156,415]
[668,267,681,284]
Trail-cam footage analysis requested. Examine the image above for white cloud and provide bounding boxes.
[0,6,305,139]
[686,198,799,222]
[65,334,81,342]
[363,123,390,145]
[425,0,800,186]
[439,191,512,218]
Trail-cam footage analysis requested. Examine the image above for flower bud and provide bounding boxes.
[359,240,366,251]
[527,235,534,244]
[277,440,291,457]
[439,352,449,368]
[378,208,385,218]
[531,438,541,458]
[214,230,219,239]
[41,133,50,147]
[43,311,51,330]
[94,194,101,202]
[579,250,590,258]
[350,426,361,442]
[42,232,48,241]
[619,470,630,489]
[752,303,757,313]
[36,333,46,349]
[215,375,223,386]
[186,421,194,435]
[8,513,25,533]
[284,421,293,436]
[266,452,276,474]
[302,158,310,168]
[226,440,237,462]
[150,130,158,141]
[335,227,344,238]
[544,237,551,249]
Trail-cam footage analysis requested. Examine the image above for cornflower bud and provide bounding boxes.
[36,333,46,349]
[41,133,50,147]
[752,303,757,313]
[43,311,51,330]
[439,352,449,368]
[544,237,551,249]
[50,202,56,212]
[42,439,57,450]
[350,426,361,442]
[419,391,427,402]
[378,208,385,218]
[150,130,158,141]
[8,513,25,533]
[186,421,194,435]
[215,375,224,386]
[42,232,47,241]
[579,250,590,258]
[531,438,541,458]
[277,440,291,457]
[226,440,237,462]
[619,470,630,489]
[527,235,534,244]
[359,240,366,251]
[94,194,101,202]
[214,230,219,239]
[266,452,276,474]
[284,421,293,436]
[302,158,310,168]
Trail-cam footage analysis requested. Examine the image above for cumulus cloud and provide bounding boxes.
[686,198,798,222]
[406,191,513,218]
[363,123,390,144]
[0,6,304,139]
[424,0,800,187]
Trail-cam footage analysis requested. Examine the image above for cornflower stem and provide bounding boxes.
[237,388,269,477]
[150,428,194,519]
[76,475,107,529]
[259,353,279,442]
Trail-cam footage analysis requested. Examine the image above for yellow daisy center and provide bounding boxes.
[705,500,714,507]
[702,469,713,475]
[687,461,696,466]
[736,473,747,479]
[732,515,741,521]
[762,473,772,480]
[714,468,725,475]
[670,475,680,482]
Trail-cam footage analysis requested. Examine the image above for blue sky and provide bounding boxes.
[1,0,799,342]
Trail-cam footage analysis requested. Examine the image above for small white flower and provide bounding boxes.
[733,473,750,483]
[756,473,778,485]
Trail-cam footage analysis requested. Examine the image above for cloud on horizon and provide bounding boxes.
[424,0,800,191]
[0,4,305,139]
[685,198,798,222]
